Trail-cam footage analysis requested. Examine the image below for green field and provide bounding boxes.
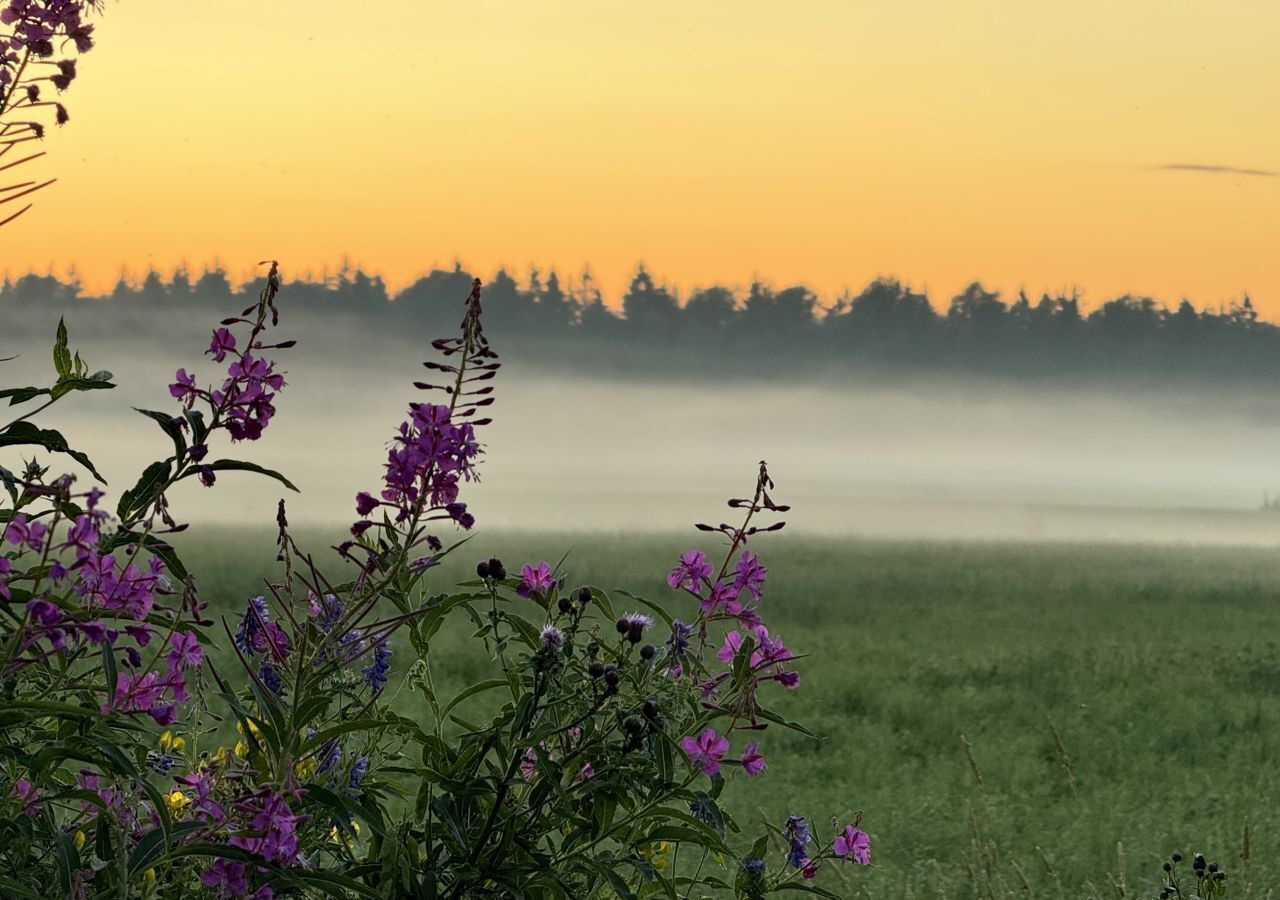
[175,528,1280,899]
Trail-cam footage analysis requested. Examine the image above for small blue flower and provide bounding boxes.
[362,639,392,693]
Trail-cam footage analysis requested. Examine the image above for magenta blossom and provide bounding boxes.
[740,741,766,777]
[680,728,730,777]
[834,825,871,865]
[167,630,204,669]
[207,327,237,362]
[516,561,555,599]
[732,550,767,600]
[4,514,47,551]
[9,778,44,817]
[667,550,713,592]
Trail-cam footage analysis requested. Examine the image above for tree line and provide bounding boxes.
[1,264,1274,383]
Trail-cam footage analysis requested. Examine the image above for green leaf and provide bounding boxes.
[53,318,71,377]
[177,458,298,492]
[134,407,187,459]
[0,421,107,482]
[101,530,189,581]
[102,642,118,705]
[116,459,173,521]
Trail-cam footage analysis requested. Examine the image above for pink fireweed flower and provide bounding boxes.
[667,550,713,592]
[700,579,737,615]
[169,368,198,406]
[732,550,767,601]
[740,741,766,777]
[207,327,237,362]
[717,630,744,663]
[4,514,47,551]
[9,778,44,817]
[575,763,595,783]
[516,561,555,598]
[167,630,204,669]
[680,728,730,777]
[834,825,871,865]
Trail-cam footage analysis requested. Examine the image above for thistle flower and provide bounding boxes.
[539,624,565,654]
[619,612,653,645]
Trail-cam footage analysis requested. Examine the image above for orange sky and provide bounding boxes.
[4,0,1278,312]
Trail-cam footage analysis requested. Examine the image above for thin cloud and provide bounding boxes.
[1156,163,1276,177]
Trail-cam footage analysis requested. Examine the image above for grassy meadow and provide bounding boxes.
[173,528,1280,899]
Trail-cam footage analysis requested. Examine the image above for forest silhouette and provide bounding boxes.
[0,263,1273,384]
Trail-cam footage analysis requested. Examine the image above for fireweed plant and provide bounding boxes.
[0,0,101,226]
[0,266,871,898]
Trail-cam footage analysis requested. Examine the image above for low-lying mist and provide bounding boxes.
[5,324,1280,547]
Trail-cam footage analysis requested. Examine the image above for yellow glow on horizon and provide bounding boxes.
[3,0,1277,311]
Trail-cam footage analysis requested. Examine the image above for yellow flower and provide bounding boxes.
[73,830,85,850]
[236,719,264,740]
[295,757,318,779]
[234,740,249,758]
[211,746,230,767]
[158,731,185,753]
[329,820,360,849]
[164,791,191,816]
[142,868,156,885]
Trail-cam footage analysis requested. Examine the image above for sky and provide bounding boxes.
[5,0,1279,311]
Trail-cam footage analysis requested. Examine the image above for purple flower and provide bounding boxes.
[207,327,236,362]
[349,755,368,791]
[618,612,653,645]
[4,513,47,551]
[516,561,555,599]
[666,619,693,662]
[0,556,10,599]
[740,741,766,777]
[9,777,44,817]
[732,550,767,601]
[785,815,811,869]
[228,790,301,865]
[834,825,871,865]
[167,630,204,669]
[26,597,61,625]
[680,728,730,777]
[667,550,713,592]
[317,738,342,775]
[354,491,378,516]
[743,857,766,875]
[169,368,198,405]
[539,624,565,654]
[258,660,285,696]
[362,639,391,693]
[202,859,250,898]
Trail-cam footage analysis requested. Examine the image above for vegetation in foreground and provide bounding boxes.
[180,529,1280,898]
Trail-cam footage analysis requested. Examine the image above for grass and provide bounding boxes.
[171,527,1280,899]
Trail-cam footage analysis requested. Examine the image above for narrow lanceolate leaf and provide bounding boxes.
[0,421,107,482]
[177,459,298,492]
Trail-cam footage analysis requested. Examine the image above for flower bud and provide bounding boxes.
[640,644,655,660]
[578,586,592,604]
[1171,853,1182,863]
[604,668,620,689]
[643,698,660,720]
[476,560,490,579]
[624,716,643,735]
[616,618,629,635]
[558,596,573,614]
[588,662,605,678]
[488,557,506,581]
